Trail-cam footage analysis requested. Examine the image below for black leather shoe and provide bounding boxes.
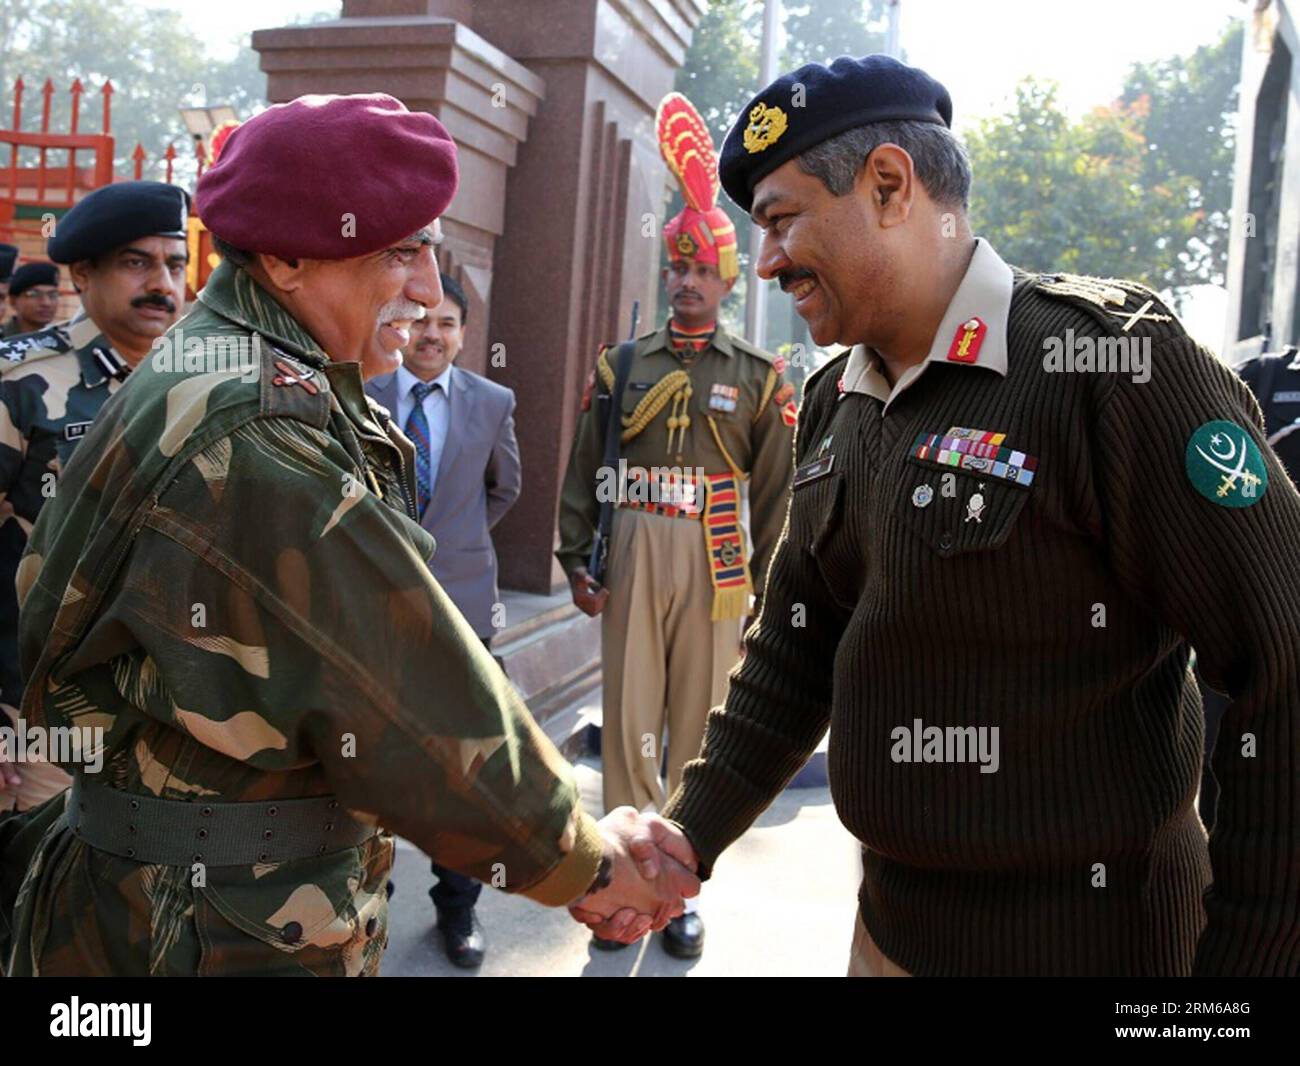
[591,934,630,951]
[436,907,485,969]
[662,913,704,959]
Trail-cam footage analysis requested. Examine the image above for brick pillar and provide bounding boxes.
[250,1,544,375]
[474,0,707,593]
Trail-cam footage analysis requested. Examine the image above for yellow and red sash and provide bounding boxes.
[701,472,752,620]
[616,467,752,619]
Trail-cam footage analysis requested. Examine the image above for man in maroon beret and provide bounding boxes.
[0,93,697,976]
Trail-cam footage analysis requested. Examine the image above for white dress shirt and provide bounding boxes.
[396,363,454,498]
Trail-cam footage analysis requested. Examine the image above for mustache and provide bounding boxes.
[778,269,817,292]
[378,298,426,325]
[132,293,177,312]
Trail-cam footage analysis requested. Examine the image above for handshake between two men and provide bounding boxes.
[569,807,702,943]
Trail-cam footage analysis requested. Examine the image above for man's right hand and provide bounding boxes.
[570,566,610,617]
[568,809,700,942]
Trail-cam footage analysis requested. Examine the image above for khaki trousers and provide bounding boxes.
[847,913,912,977]
[600,507,742,814]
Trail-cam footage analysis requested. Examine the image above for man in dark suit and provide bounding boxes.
[366,272,521,968]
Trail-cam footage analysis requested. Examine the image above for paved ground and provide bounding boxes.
[380,758,860,977]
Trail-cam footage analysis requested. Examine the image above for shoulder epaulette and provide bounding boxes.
[729,334,779,364]
[595,343,614,391]
[1032,272,1183,339]
[0,324,71,369]
[259,342,331,429]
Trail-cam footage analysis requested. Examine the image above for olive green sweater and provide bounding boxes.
[663,269,1300,976]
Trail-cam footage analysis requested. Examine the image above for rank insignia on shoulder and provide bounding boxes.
[773,382,795,406]
[0,325,69,364]
[947,317,986,364]
[1038,274,1129,308]
[1108,298,1173,332]
[780,399,798,427]
[709,383,740,412]
[272,358,319,395]
[793,453,834,488]
[910,427,1037,487]
[1185,420,1267,508]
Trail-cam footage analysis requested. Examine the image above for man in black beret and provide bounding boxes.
[0,244,17,303]
[578,53,1300,978]
[3,262,61,338]
[0,181,187,811]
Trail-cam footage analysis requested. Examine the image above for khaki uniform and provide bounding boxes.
[557,325,795,812]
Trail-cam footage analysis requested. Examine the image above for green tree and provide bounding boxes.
[967,18,1242,305]
[0,0,327,181]
[782,0,886,68]
[966,79,1201,300]
[1119,18,1242,289]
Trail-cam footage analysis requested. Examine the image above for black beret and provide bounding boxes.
[0,244,17,282]
[7,261,59,297]
[47,181,189,264]
[719,54,953,214]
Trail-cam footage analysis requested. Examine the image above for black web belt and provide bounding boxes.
[67,776,377,867]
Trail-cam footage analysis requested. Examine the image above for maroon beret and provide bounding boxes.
[195,93,458,260]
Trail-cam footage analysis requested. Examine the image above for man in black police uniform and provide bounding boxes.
[579,55,1300,976]
[0,182,186,809]
[3,262,61,338]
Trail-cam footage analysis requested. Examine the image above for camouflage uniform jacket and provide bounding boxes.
[2,261,602,976]
[556,325,796,595]
[0,314,131,706]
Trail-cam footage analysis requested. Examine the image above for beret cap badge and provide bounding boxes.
[743,102,788,154]
[676,232,697,256]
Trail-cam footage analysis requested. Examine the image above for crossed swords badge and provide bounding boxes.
[1195,429,1262,498]
[1185,420,1268,509]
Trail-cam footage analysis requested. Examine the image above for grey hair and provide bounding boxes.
[211,235,254,268]
[796,120,971,210]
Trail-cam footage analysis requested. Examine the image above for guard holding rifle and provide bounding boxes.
[556,92,795,959]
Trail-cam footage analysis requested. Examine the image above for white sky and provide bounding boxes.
[896,0,1244,126]
[181,0,1246,123]
[176,0,1244,348]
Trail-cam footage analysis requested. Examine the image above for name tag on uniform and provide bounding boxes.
[63,421,92,441]
[793,453,835,488]
[629,381,653,392]
[1272,391,1300,404]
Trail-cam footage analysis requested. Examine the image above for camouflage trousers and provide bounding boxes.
[0,792,395,976]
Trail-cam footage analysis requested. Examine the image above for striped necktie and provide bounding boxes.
[404,380,440,517]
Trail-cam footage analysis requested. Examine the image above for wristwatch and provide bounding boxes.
[582,854,613,899]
